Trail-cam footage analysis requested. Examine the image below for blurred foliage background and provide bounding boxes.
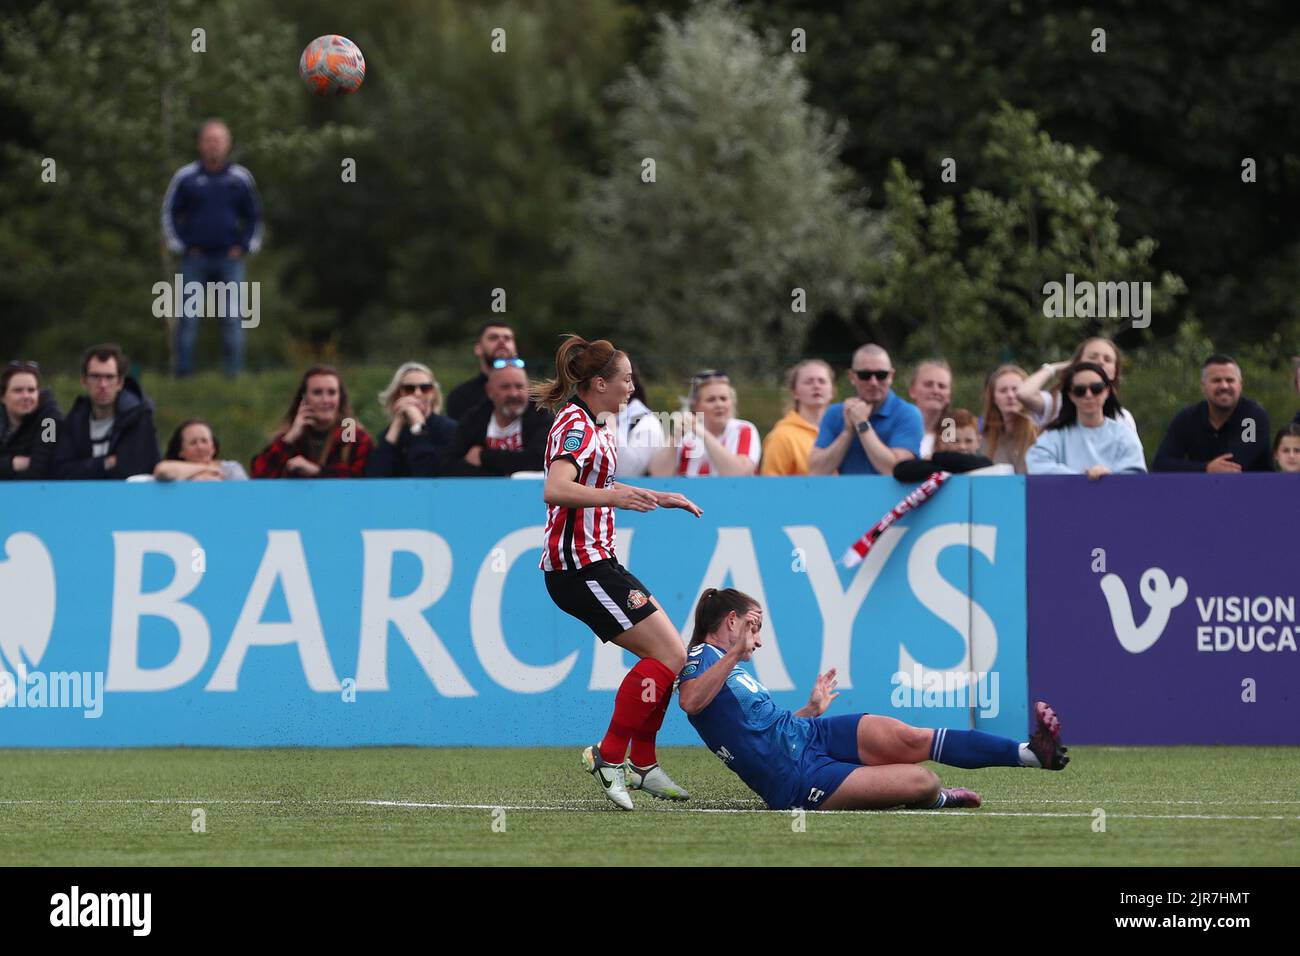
[2,0,1299,443]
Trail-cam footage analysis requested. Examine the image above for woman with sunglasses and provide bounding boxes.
[0,360,63,480]
[1026,362,1146,479]
[367,362,457,477]
[649,370,761,477]
[533,335,703,810]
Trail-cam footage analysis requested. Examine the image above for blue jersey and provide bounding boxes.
[679,642,815,809]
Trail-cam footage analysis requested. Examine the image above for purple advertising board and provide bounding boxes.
[1027,474,1299,744]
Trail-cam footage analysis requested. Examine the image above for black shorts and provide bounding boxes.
[545,559,658,642]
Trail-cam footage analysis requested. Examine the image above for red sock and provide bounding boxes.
[599,658,675,766]
[630,688,671,767]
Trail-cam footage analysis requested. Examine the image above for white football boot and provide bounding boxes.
[625,761,691,801]
[582,745,634,811]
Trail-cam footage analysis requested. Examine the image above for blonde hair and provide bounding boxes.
[378,362,444,415]
[783,359,833,414]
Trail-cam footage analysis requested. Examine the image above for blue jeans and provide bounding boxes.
[175,254,246,377]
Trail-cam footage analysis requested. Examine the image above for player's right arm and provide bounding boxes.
[678,636,753,716]
[542,459,658,511]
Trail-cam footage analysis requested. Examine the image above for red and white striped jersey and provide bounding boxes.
[676,418,762,476]
[540,397,619,571]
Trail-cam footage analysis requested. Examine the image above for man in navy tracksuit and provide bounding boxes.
[161,119,262,377]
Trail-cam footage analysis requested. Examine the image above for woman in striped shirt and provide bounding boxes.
[649,370,761,477]
[533,335,702,811]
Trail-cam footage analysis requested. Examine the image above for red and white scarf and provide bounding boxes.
[840,471,951,568]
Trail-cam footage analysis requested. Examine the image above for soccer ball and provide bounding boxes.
[299,35,366,96]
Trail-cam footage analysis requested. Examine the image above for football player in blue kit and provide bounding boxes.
[678,588,1069,811]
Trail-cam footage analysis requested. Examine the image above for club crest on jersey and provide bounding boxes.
[627,589,648,610]
[562,428,584,452]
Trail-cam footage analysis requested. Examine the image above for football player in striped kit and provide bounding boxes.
[533,335,703,810]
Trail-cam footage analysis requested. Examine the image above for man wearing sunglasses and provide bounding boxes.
[445,322,519,421]
[809,345,923,476]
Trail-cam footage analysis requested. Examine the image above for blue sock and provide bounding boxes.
[929,727,1021,768]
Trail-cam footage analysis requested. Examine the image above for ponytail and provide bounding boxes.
[689,587,758,648]
[531,334,625,412]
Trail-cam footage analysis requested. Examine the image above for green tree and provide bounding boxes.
[571,0,878,376]
[873,105,1186,360]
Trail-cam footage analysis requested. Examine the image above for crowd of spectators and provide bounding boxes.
[5,330,1300,484]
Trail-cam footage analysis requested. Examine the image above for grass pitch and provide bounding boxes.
[1,746,1296,866]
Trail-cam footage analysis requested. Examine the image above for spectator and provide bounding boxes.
[650,370,760,477]
[1153,354,1272,473]
[761,359,833,476]
[1273,424,1300,473]
[0,361,63,480]
[907,359,953,457]
[979,363,1038,475]
[808,345,923,476]
[1026,362,1146,479]
[367,362,457,478]
[893,408,993,482]
[1016,337,1137,433]
[162,119,262,377]
[441,363,553,476]
[612,363,665,478]
[154,419,248,481]
[54,345,161,480]
[445,322,518,420]
[251,365,372,478]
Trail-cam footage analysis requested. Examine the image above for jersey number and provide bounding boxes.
[733,672,765,694]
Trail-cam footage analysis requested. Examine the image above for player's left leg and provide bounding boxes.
[854,701,1069,771]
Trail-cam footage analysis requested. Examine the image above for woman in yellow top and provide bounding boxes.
[760,359,834,475]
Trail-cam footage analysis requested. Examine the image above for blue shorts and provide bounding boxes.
[789,713,866,810]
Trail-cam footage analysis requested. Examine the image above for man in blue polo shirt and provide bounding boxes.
[809,344,923,475]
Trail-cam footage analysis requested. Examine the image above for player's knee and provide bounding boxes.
[899,726,932,760]
[659,642,686,674]
[910,766,941,804]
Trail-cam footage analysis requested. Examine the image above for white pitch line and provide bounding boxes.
[354,799,1300,820]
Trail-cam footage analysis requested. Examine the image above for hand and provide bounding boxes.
[464,445,483,467]
[656,490,703,517]
[192,466,224,481]
[807,668,840,716]
[677,411,698,443]
[227,246,243,259]
[610,485,659,512]
[1085,464,1111,481]
[11,455,30,472]
[285,401,314,443]
[105,454,117,471]
[844,398,873,427]
[285,455,320,477]
[728,619,761,662]
[1206,453,1241,474]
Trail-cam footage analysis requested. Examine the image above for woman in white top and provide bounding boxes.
[154,419,248,481]
[1017,336,1138,434]
[650,370,760,477]
[612,364,665,477]
[1026,362,1145,479]
[908,359,953,457]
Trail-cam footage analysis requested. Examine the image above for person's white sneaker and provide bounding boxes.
[625,762,690,801]
[582,745,634,810]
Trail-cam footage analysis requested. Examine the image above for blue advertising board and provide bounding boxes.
[0,476,1027,745]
